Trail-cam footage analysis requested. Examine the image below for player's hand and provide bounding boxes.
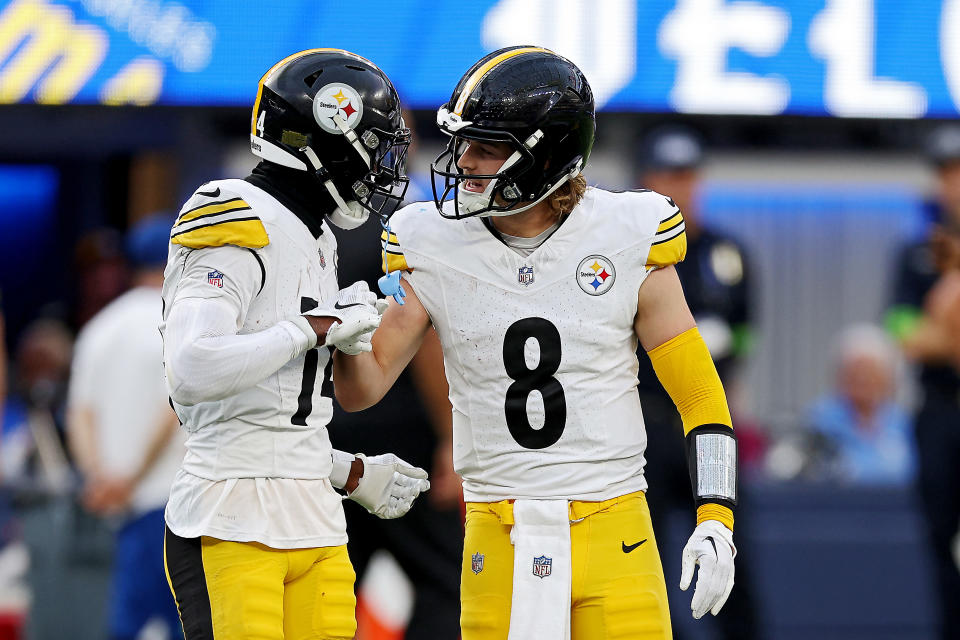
[82,474,135,515]
[680,519,736,619]
[305,281,387,355]
[347,453,430,519]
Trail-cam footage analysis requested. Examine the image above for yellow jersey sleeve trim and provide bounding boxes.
[647,326,732,434]
[381,230,400,244]
[382,250,409,273]
[697,504,734,531]
[646,229,687,269]
[176,198,251,226]
[171,218,269,249]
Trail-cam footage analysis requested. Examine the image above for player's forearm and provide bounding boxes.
[332,350,393,411]
[165,297,316,406]
[66,406,101,477]
[334,290,431,411]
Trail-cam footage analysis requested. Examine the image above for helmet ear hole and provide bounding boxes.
[304,69,323,88]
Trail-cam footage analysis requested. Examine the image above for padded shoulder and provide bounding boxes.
[379,201,438,273]
[639,190,687,269]
[170,181,269,249]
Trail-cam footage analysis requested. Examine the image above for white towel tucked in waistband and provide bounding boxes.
[508,499,571,640]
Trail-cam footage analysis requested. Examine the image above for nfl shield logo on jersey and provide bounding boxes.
[471,552,484,575]
[532,555,552,578]
[518,265,535,286]
[207,270,224,288]
[319,249,327,269]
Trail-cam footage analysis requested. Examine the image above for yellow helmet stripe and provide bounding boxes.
[453,46,553,117]
[250,48,376,135]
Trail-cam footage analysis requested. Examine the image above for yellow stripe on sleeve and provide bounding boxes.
[176,198,251,226]
[646,230,687,269]
[380,230,400,245]
[171,218,269,249]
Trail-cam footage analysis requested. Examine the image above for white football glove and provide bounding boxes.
[349,453,430,519]
[306,281,388,355]
[680,519,737,619]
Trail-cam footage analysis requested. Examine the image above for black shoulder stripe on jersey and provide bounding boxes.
[246,248,266,296]
[655,218,684,237]
[169,216,261,239]
[174,206,253,228]
[651,225,686,245]
[179,196,247,218]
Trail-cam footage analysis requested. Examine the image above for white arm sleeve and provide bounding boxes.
[163,246,318,406]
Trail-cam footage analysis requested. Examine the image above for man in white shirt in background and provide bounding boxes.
[68,213,186,640]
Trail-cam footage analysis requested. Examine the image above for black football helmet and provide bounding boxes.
[250,49,410,228]
[430,46,595,219]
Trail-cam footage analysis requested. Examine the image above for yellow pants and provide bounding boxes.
[164,527,356,640]
[461,491,672,640]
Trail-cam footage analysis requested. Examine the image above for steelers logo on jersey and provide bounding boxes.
[576,254,616,296]
[313,83,364,134]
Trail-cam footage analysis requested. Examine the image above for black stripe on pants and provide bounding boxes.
[165,526,215,640]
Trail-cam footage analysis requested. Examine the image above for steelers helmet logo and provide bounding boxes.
[313,82,364,134]
[576,254,616,296]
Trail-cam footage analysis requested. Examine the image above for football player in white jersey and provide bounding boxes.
[160,50,431,640]
[333,47,739,640]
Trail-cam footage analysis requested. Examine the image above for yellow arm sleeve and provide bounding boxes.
[647,326,735,530]
[647,327,732,433]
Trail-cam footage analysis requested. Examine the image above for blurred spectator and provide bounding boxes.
[73,229,129,329]
[806,325,915,486]
[886,124,960,640]
[2,318,74,493]
[635,125,760,640]
[66,214,184,640]
[638,125,754,379]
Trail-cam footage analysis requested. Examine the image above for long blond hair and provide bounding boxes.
[547,174,587,217]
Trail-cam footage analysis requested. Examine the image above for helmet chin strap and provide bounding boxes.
[455,135,533,216]
[300,146,369,230]
[330,112,373,169]
[477,168,575,218]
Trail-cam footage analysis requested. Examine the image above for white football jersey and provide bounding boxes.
[161,178,340,481]
[386,187,686,501]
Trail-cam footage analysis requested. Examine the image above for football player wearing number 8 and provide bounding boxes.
[159,50,431,640]
[333,46,738,639]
